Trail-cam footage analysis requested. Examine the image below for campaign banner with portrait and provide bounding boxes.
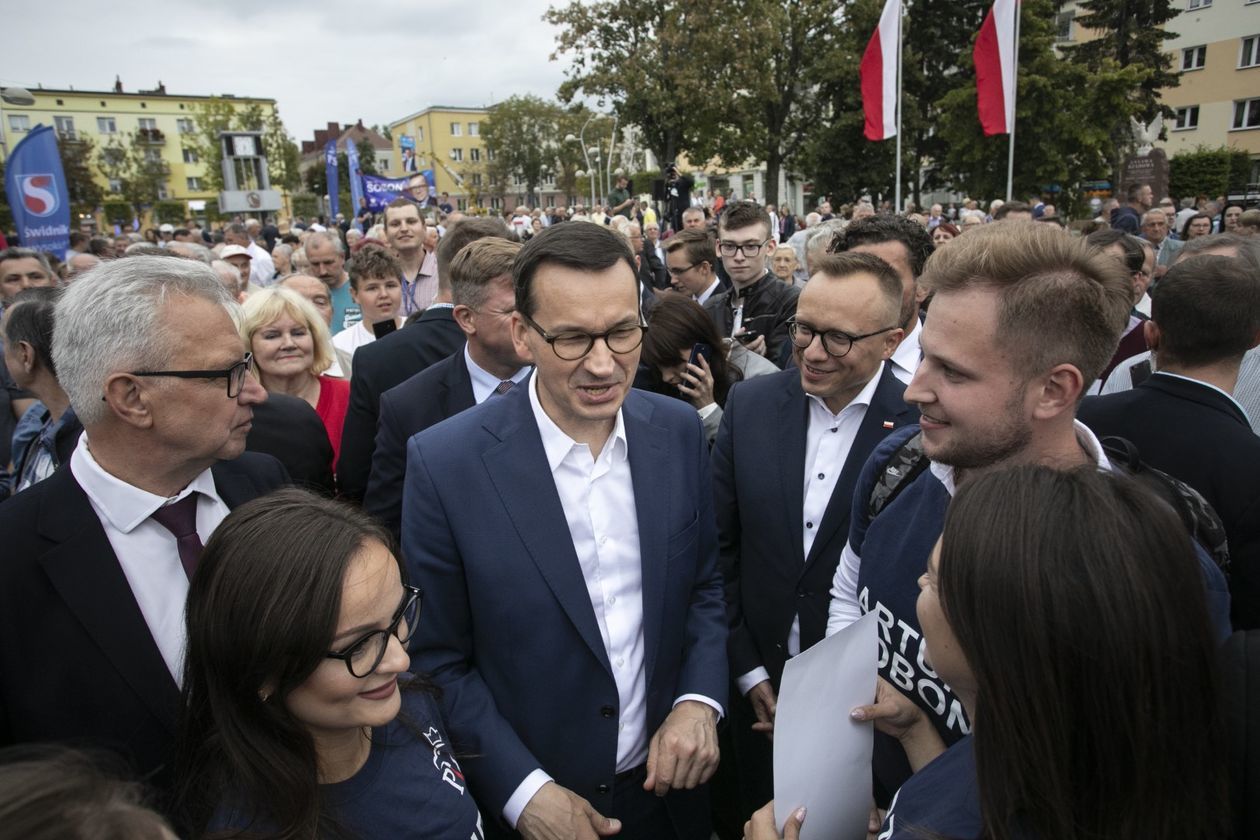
[362,170,438,212]
[400,135,417,173]
[3,125,71,259]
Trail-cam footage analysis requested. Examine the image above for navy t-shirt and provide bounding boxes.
[212,686,484,839]
[877,735,981,840]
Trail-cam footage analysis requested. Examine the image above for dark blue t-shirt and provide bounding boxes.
[212,686,484,839]
[877,735,981,840]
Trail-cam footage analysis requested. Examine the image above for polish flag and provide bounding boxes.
[860,0,901,141]
[974,0,1019,135]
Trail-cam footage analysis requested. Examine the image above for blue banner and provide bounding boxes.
[3,125,71,259]
[346,139,365,217]
[324,139,339,219]
[362,170,438,212]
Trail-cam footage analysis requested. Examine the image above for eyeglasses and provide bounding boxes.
[718,239,771,258]
[788,320,898,358]
[325,585,422,678]
[130,353,253,398]
[667,261,702,277]
[519,312,647,361]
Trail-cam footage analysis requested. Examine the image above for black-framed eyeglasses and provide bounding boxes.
[718,239,770,258]
[519,312,647,361]
[325,585,422,678]
[667,261,702,277]
[788,320,898,358]
[130,353,253,398]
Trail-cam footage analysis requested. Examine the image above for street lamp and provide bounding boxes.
[0,85,36,162]
[565,118,599,211]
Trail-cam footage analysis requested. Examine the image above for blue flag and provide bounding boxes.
[324,139,339,219]
[3,125,71,259]
[346,139,365,218]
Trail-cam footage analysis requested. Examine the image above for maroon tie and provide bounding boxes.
[150,494,204,580]
[495,379,515,395]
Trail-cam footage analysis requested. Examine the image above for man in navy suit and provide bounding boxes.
[712,252,918,818]
[0,257,289,805]
[1078,254,1260,629]
[365,237,531,540]
[404,223,728,839]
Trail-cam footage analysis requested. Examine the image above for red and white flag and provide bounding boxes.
[860,0,901,141]
[974,0,1019,135]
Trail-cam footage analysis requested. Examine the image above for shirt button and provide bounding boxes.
[806,522,814,529]
[829,427,838,433]
[608,595,617,606]
[616,657,624,668]
[597,783,611,794]
[601,705,615,718]
[599,535,608,546]
[817,472,825,480]
[618,722,625,732]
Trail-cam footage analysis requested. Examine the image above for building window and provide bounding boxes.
[416,127,424,142]
[1233,97,1260,129]
[1242,35,1260,68]
[1055,11,1074,41]
[487,148,496,161]
[471,147,481,162]
[1188,0,1211,8]
[7,114,30,133]
[182,148,200,164]
[176,118,195,134]
[469,122,479,136]
[451,148,463,162]
[450,122,462,136]
[54,116,76,140]
[186,177,203,191]
[1173,105,1200,129]
[490,197,502,210]
[457,198,467,211]
[157,184,170,200]
[138,117,157,131]
[143,148,162,163]
[1182,45,1207,70]
[97,116,117,134]
[107,178,122,193]
[472,173,483,186]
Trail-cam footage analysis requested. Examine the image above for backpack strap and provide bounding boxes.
[868,431,930,521]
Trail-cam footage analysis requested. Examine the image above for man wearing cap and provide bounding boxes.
[223,222,275,288]
[158,224,175,247]
[220,246,253,295]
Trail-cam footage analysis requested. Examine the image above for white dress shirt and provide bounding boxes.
[695,277,722,307]
[463,345,531,404]
[889,318,922,385]
[246,241,275,287]
[69,436,230,682]
[735,363,884,697]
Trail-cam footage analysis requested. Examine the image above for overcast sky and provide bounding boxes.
[6,0,573,142]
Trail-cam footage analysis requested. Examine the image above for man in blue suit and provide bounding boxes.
[712,252,919,819]
[404,223,728,840]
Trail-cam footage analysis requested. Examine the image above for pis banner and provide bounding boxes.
[362,170,437,212]
[3,125,71,259]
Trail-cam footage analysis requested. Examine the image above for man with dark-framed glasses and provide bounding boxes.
[404,222,727,840]
[0,256,290,807]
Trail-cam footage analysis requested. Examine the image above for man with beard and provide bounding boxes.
[824,221,1231,810]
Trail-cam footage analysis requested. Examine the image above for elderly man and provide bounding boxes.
[304,231,360,333]
[0,256,288,802]
[0,247,55,307]
[223,221,275,288]
[65,252,102,279]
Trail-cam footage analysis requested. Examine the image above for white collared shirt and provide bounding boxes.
[463,345,531,405]
[889,318,922,384]
[695,277,722,307]
[69,436,230,682]
[735,362,884,697]
[246,241,275,287]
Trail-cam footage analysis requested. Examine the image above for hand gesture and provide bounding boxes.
[643,700,720,796]
[517,782,621,840]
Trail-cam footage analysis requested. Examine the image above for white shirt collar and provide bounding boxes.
[806,361,885,422]
[528,372,628,472]
[891,318,922,375]
[1151,370,1250,419]
[928,419,1111,497]
[464,344,531,404]
[71,435,223,534]
[695,278,722,306]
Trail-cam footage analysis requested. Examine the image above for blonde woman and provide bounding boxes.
[241,287,350,467]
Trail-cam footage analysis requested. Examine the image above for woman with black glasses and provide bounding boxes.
[175,488,483,839]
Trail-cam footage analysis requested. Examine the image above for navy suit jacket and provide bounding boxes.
[713,364,918,687]
[365,349,476,541]
[0,453,290,800]
[1078,372,1260,629]
[337,306,466,501]
[403,381,728,834]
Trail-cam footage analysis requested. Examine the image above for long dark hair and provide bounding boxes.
[939,465,1227,840]
[640,291,739,407]
[175,488,402,839]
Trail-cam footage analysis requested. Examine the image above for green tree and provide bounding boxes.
[96,132,172,214]
[1169,146,1252,200]
[482,96,596,207]
[57,133,104,217]
[186,98,301,193]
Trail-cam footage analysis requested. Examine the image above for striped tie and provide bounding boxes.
[495,380,514,395]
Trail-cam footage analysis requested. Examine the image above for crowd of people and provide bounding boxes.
[0,179,1258,840]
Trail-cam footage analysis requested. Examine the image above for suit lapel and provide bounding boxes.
[448,354,476,414]
[37,471,180,732]
[481,388,612,675]
[624,394,667,689]
[776,377,809,564]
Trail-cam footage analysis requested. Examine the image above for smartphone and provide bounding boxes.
[735,329,761,344]
[372,319,398,339]
[688,342,713,366]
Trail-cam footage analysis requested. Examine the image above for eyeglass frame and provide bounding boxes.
[325,584,423,678]
[128,352,254,398]
[667,261,706,278]
[787,319,899,359]
[518,311,648,361]
[717,238,772,258]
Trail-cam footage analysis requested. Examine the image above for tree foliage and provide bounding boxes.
[186,98,302,193]
[1168,146,1253,200]
[57,134,104,217]
[96,132,172,213]
[482,95,564,202]
[1066,0,1179,120]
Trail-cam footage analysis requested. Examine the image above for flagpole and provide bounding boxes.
[1005,0,1021,202]
[894,1,903,213]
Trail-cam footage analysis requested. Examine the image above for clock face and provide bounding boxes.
[231,135,257,157]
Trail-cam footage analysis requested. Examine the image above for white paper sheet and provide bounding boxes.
[772,610,878,840]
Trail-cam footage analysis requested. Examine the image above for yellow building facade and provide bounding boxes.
[388,106,489,211]
[0,82,277,223]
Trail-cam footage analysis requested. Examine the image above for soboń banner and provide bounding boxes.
[362,171,438,212]
[3,125,71,259]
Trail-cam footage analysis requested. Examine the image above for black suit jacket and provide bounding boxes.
[640,242,668,290]
[364,350,476,541]
[246,392,335,496]
[713,364,918,687]
[0,453,289,800]
[337,307,466,502]
[1078,372,1260,629]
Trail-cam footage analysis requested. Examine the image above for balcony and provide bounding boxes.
[56,129,79,143]
[138,128,166,144]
